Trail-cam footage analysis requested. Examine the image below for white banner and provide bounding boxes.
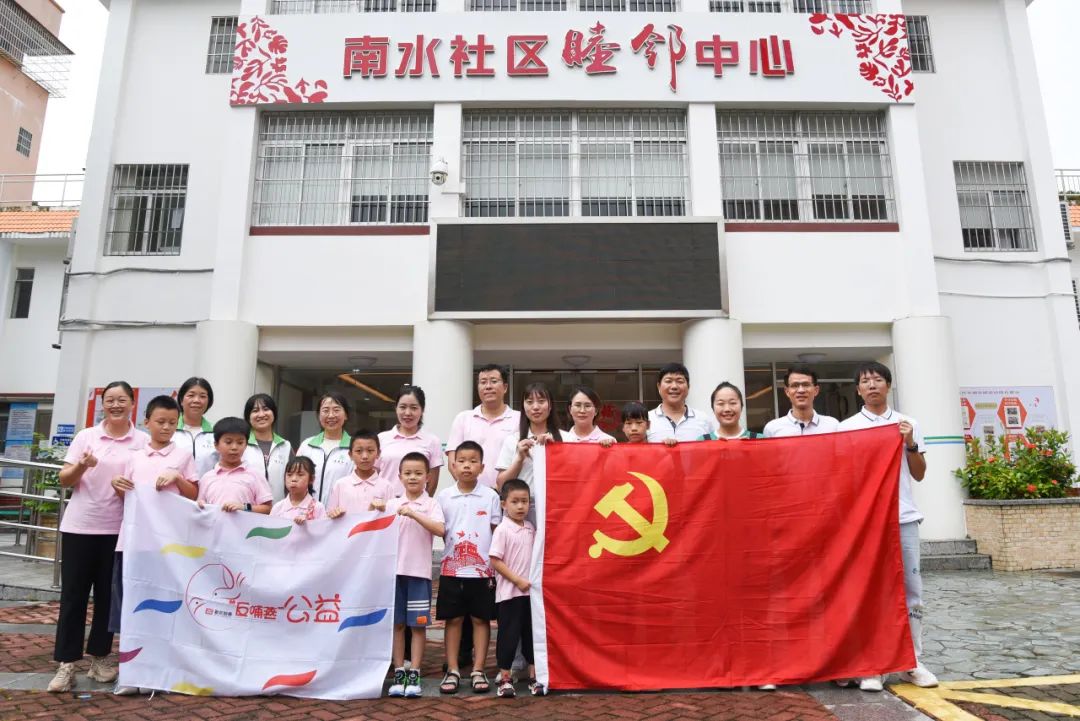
[119,485,396,700]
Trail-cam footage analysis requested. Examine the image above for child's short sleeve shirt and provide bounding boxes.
[435,483,502,578]
[386,493,444,579]
[489,518,536,603]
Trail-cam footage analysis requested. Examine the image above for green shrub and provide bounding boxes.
[956,428,1076,500]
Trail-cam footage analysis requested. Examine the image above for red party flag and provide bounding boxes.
[533,425,914,691]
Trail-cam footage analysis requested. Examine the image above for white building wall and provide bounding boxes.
[0,241,65,394]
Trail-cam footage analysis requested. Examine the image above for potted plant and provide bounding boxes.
[956,428,1079,571]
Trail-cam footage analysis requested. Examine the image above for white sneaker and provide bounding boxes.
[899,664,939,688]
[87,655,118,683]
[758,684,777,691]
[388,667,407,697]
[833,678,855,688]
[404,669,422,698]
[47,662,77,693]
[113,684,139,695]
[858,676,884,692]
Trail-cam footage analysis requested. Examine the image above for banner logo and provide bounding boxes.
[588,471,669,559]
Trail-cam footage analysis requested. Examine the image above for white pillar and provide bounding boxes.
[195,320,259,421]
[681,317,744,415]
[892,316,967,541]
[411,318,473,447]
[686,104,722,217]
[429,103,463,220]
[0,240,12,341]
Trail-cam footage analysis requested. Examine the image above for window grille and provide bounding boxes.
[105,165,189,256]
[1074,279,1080,329]
[954,162,1036,251]
[205,16,238,74]
[0,0,72,96]
[1061,202,1072,245]
[15,127,32,157]
[253,112,433,226]
[716,111,893,223]
[9,268,33,319]
[462,110,688,218]
[710,0,870,12]
[906,15,935,73]
[270,0,437,13]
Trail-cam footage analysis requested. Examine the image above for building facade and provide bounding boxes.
[52,0,1080,540]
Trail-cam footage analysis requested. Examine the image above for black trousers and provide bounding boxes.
[496,596,533,670]
[54,532,117,662]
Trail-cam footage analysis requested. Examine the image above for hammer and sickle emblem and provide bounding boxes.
[588,472,669,559]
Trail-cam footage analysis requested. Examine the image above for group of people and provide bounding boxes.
[45,359,938,699]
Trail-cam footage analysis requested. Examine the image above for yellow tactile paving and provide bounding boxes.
[891,675,1080,721]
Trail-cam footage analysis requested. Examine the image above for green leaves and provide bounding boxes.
[954,428,1077,500]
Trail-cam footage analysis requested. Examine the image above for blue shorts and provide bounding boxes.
[394,575,432,628]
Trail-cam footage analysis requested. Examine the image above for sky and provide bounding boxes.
[30,0,1080,178]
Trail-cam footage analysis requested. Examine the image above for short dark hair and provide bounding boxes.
[213,417,250,443]
[710,382,744,406]
[500,478,530,500]
[656,363,690,386]
[621,401,649,423]
[395,385,426,428]
[244,393,278,426]
[455,439,484,461]
[476,363,509,384]
[350,429,380,452]
[784,365,819,386]
[399,451,431,472]
[178,377,214,411]
[101,380,135,402]
[854,361,893,386]
[144,395,180,419]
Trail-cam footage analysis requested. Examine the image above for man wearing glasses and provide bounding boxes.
[838,361,939,692]
[762,365,840,438]
[446,364,521,489]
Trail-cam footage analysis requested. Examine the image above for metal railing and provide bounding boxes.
[0,172,84,209]
[0,456,67,588]
[1057,169,1080,198]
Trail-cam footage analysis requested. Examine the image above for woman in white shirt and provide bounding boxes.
[296,391,354,503]
[495,382,565,491]
[172,377,217,476]
[565,385,616,444]
[241,393,293,502]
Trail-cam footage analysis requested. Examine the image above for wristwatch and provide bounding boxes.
[906,444,919,453]
[244,503,252,512]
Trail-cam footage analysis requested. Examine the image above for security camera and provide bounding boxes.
[430,157,449,186]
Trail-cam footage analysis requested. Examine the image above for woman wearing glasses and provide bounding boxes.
[565,386,616,444]
[296,391,355,503]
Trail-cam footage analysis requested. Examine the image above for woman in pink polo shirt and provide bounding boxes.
[565,386,616,444]
[377,385,443,498]
[47,381,149,694]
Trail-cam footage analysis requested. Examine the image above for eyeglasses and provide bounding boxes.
[786,382,816,390]
[570,403,596,411]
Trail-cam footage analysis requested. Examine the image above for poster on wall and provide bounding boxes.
[959,386,1057,451]
[85,387,179,432]
[2,403,38,481]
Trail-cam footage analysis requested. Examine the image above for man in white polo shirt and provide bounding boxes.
[762,365,840,437]
[646,363,717,443]
[838,361,939,692]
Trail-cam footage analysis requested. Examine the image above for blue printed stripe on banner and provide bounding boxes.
[133,599,183,614]
[337,608,387,631]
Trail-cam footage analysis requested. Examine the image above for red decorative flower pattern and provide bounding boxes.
[809,13,913,103]
[230,17,329,106]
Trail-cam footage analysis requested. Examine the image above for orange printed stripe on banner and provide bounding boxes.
[540,425,913,692]
[262,670,317,690]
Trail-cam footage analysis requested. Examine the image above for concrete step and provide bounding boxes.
[921,539,978,556]
[922,552,992,571]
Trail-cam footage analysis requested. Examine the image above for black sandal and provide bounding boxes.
[470,670,490,693]
[528,677,546,696]
[439,670,460,695]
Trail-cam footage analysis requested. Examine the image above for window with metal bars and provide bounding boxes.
[9,268,33,319]
[906,15,935,73]
[269,0,437,12]
[954,162,1036,252]
[0,0,73,96]
[105,166,188,256]
[15,127,31,157]
[710,0,870,11]
[1061,202,1073,245]
[1074,280,1080,329]
[205,16,238,74]
[253,112,432,226]
[716,111,893,224]
[462,110,688,218]
[467,0,675,8]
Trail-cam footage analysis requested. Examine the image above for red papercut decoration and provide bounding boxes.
[749,36,794,77]
[631,23,686,92]
[809,13,913,102]
[395,35,441,78]
[231,17,329,105]
[562,22,620,75]
[344,35,391,78]
[695,35,740,77]
[450,34,496,77]
[507,35,549,76]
